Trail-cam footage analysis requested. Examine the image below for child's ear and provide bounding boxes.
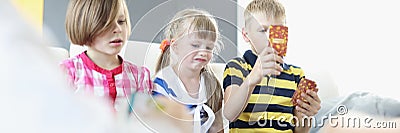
[171,42,178,54]
[242,27,250,43]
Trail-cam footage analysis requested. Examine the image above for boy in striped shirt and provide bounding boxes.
[223,0,321,132]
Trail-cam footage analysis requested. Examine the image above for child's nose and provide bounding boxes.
[113,25,122,34]
[199,51,206,56]
[198,50,209,56]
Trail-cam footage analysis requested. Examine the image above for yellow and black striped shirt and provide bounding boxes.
[223,50,305,133]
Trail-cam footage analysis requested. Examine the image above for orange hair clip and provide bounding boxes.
[160,39,170,52]
[160,39,175,52]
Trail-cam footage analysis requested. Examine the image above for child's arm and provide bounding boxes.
[209,101,224,133]
[140,66,154,93]
[223,47,283,122]
[59,60,76,89]
[136,95,193,133]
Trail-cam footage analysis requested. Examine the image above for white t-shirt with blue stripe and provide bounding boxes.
[153,66,215,133]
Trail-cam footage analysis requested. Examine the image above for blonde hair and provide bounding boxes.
[156,9,222,71]
[156,9,223,130]
[65,0,131,46]
[244,0,286,28]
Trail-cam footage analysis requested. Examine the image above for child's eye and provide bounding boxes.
[192,44,200,48]
[118,20,126,25]
[260,29,268,32]
[206,46,213,50]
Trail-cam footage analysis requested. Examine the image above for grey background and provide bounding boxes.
[44,0,238,62]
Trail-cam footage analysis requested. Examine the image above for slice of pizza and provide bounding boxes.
[269,25,288,57]
[291,78,318,106]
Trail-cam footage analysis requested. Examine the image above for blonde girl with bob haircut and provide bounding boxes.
[152,9,224,133]
[61,0,153,112]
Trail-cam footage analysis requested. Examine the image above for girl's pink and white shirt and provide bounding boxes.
[61,52,153,111]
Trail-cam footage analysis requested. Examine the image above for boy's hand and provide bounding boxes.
[294,90,321,117]
[248,47,283,85]
[293,91,321,132]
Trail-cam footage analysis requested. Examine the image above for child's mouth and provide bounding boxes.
[195,58,207,62]
[110,39,123,43]
[110,39,123,46]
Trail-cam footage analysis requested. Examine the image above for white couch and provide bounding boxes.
[47,46,69,64]
[123,41,161,75]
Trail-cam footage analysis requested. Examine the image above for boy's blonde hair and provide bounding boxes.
[156,9,223,130]
[65,0,131,46]
[244,0,286,27]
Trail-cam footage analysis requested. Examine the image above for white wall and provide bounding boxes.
[238,0,400,99]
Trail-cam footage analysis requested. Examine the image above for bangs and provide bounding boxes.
[99,1,121,33]
[187,16,217,42]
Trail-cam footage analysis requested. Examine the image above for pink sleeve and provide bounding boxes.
[59,59,76,89]
[137,66,154,93]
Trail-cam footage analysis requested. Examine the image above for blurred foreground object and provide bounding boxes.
[1,1,115,132]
